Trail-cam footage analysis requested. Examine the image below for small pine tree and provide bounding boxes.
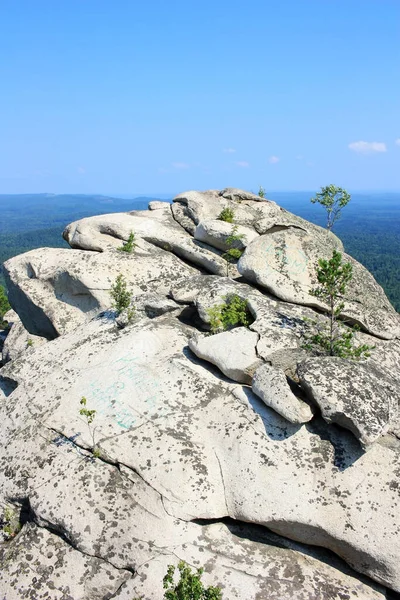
[79,397,101,457]
[207,294,253,334]
[310,185,351,231]
[222,225,245,276]
[218,207,235,223]
[163,561,222,600]
[118,231,138,253]
[304,250,374,359]
[110,274,132,314]
[258,186,266,198]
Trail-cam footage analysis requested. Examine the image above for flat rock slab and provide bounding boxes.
[189,327,262,384]
[252,363,315,424]
[297,357,399,448]
[238,228,400,340]
[1,316,400,592]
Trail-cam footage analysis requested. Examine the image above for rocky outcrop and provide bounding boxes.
[238,228,400,339]
[297,357,399,448]
[1,188,400,599]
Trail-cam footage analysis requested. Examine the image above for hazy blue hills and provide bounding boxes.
[0,192,399,312]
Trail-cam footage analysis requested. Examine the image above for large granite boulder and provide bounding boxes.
[64,211,228,276]
[189,327,263,384]
[238,228,400,339]
[297,357,399,448]
[3,243,198,338]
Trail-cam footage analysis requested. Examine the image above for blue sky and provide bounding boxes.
[0,0,399,194]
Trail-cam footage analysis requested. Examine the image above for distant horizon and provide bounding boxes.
[1,188,400,198]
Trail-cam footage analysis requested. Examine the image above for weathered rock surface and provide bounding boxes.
[0,314,399,594]
[3,243,197,338]
[238,228,400,339]
[297,357,399,448]
[189,327,262,384]
[1,188,400,599]
[194,219,258,251]
[253,363,315,424]
[0,522,131,599]
[1,310,46,364]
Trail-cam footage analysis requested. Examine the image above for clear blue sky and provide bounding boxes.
[0,0,399,194]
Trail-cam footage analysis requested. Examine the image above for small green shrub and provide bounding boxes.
[207,294,253,334]
[79,396,101,457]
[222,225,245,276]
[258,186,266,198]
[0,285,11,329]
[110,274,133,314]
[163,560,222,600]
[118,231,138,253]
[2,506,21,540]
[218,207,235,223]
[26,338,34,348]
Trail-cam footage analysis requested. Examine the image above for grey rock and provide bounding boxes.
[189,327,262,384]
[238,228,400,340]
[298,357,399,448]
[0,522,131,599]
[148,200,169,210]
[2,315,46,364]
[194,219,258,251]
[253,363,315,423]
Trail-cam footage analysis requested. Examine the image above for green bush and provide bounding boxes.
[207,294,253,334]
[118,231,138,253]
[110,274,133,315]
[218,207,235,223]
[258,185,266,198]
[163,561,222,600]
[222,225,245,276]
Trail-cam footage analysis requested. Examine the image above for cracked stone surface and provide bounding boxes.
[1,188,400,599]
[1,314,399,595]
[297,357,400,448]
[0,522,131,599]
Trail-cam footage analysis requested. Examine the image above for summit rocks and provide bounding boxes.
[1,189,400,599]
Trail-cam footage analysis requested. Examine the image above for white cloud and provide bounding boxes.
[171,162,190,170]
[395,139,400,146]
[223,148,236,153]
[235,161,249,168]
[348,141,387,154]
[268,156,280,164]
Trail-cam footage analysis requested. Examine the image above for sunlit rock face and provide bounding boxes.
[1,189,399,599]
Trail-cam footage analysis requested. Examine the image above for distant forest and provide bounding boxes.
[0,192,399,313]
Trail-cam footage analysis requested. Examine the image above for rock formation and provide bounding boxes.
[1,189,399,599]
